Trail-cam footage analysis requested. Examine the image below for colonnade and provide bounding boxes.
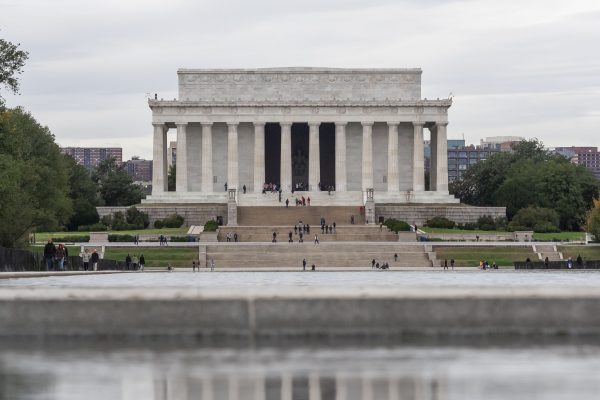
[151,121,449,196]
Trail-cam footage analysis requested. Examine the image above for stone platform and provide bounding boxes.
[2,285,600,338]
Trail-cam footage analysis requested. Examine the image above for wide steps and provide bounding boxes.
[218,225,398,242]
[237,206,365,226]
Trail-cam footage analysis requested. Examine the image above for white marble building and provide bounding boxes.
[144,67,458,206]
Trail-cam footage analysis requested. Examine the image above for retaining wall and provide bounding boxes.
[97,204,228,226]
[376,205,506,225]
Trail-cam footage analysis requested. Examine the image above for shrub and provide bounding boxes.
[51,235,90,243]
[457,222,478,230]
[508,207,560,233]
[154,220,164,229]
[384,218,411,233]
[162,214,185,228]
[77,223,108,232]
[477,215,497,231]
[169,236,190,242]
[203,220,219,232]
[126,207,150,229]
[100,215,113,227]
[426,216,456,229]
[108,234,135,242]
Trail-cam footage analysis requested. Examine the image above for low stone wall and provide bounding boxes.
[426,233,514,242]
[3,288,600,337]
[97,204,228,226]
[376,205,506,225]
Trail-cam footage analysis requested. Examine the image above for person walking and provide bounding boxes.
[394,253,398,262]
[91,249,99,271]
[299,232,304,243]
[234,232,238,242]
[43,240,56,271]
[55,244,66,271]
[288,231,293,243]
[333,222,336,234]
[444,259,448,270]
[307,196,311,206]
[192,261,197,272]
[302,258,307,271]
[314,234,319,244]
[125,254,132,270]
[139,254,145,271]
[350,215,355,225]
[272,231,277,243]
[450,258,455,270]
[544,256,549,269]
[285,198,289,208]
[132,255,139,271]
[80,248,90,271]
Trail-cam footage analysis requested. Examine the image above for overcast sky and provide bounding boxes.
[2,0,599,159]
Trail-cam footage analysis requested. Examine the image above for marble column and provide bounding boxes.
[435,122,449,192]
[335,122,347,192]
[361,122,374,191]
[308,122,320,191]
[253,123,265,193]
[412,122,425,192]
[152,123,167,194]
[387,122,400,192]
[175,122,188,192]
[280,122,292,191]
[201,123,213,193]
[227,122,239,190]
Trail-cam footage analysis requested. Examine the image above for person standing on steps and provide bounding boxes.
[302,258,307,271]
[272,231,277,243]
[394,253,398,262]
[192,261,197,272]
[450,258,455,270]
[288,231,293,243]
[299,231,304,243]
[372,259,376,269]
[333,222,336,233]
[311,264,316,271]
[444,259,448,270]
[544,256,549,269]
[224,182,228,192]
[243,184,247,194]
[314,234,319,244]
[210,258,215,271]
[285,198,289,208]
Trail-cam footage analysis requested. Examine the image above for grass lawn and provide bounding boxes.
[533,232,585,241]
[433,246,537,267]
[103,247,199,268]
[558,246,600,260]
[35,227,189,242]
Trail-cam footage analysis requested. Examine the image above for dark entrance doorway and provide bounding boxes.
[319,123,336,189]
[264,123,281,186]
[291,123,309,190]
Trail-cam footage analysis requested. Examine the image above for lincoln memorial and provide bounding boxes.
[145,67,457,205]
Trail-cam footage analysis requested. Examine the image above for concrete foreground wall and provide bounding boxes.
[97,204,227,226]
[376,205,506,225]
[2,289,600,338]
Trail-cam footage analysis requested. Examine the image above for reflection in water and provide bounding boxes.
[2,344,600,400]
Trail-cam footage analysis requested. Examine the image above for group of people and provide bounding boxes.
[262,183,280,193]
[43,240,101,271]
[302,258,316,271]
[442,259,456,270]
[225,232,239,242]
[124,254,145,271]
[478,260,498,270]
[371,259,391,270]
[158,235,169,246]
[285,196,311,207]
[190,259,216,271]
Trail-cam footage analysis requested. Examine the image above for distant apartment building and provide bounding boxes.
[555,146,600,180]
[61,147,122,169]
[125,156,153,183]
[448,146,500,181]
[480,136,525,151]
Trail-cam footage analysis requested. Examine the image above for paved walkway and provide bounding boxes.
[0,271,127,279]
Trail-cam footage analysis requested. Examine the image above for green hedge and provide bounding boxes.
[153,214,185,229]
[384,218,411,233]
[169,236,190,242]
[51,235,90,243]
[203,220,219,232]
[426,216,456,229]
[108,234,135,242]
[77,223,108,232]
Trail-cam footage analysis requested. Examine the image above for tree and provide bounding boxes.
[92,157,145,206]
[0,38,29,109]
[0,108,72,247]
[587,198,600,242]
[450,139,600,230]
[64,156,99,230]
[168,164,176,191]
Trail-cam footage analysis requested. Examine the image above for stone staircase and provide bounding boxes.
[534,244,563,261]
[217,225,400,242]
[237,191,363,206]
[237,206,365,226]
[205,243,432,268]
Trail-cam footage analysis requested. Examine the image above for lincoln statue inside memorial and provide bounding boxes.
[144,67,459,211]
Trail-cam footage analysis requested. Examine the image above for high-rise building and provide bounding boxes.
[555,146,600,180]
[480,136,525,151]
[447,145,500,181]
[125,156,153,183]
[61,147,122,169]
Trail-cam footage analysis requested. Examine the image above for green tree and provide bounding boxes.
[0,108,72,246]
[64,156,99,231]
[92,157,145,206]
[0,38,29,109]
[168,164,176,191]
[450,139,599,230]
[587,198,600,242]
